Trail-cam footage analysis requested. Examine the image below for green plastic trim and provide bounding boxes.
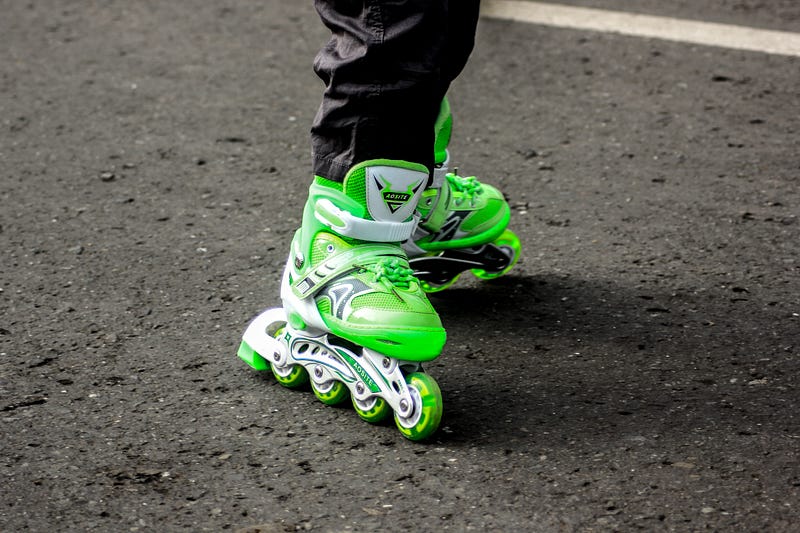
[237,341,270,371]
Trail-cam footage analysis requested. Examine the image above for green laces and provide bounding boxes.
[447,173,483,202]
[370,257,415,290]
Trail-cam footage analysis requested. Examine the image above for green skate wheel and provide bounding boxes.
[472,229,521,280]
[269,326,308,388]
[352,395,391,424]
[311,379,349,406]
[420,274,461,294]
[271,362,309,388]
[394,372,443,441]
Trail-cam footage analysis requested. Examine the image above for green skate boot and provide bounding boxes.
[238,159,446,441]
[405,99,521,292]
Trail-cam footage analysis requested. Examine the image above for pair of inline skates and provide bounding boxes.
[237,102,521,441]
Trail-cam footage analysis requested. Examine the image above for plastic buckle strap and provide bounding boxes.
[315,199,419,242]
[292,244,406,299]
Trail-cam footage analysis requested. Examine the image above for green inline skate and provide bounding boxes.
[238,160,446,441]
[405,99,521,292]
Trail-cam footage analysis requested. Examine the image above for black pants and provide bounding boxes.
[311,0,481,182]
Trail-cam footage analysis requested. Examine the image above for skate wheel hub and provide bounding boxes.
[398,398,412,417]
[395,387,422,427]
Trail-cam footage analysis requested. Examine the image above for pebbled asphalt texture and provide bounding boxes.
[1,1,798,531]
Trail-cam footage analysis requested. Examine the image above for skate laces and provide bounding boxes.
[369,257,415,290]
[447,173,482,206]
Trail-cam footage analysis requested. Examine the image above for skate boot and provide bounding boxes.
[238,160,446,441]
[405,99,521,292]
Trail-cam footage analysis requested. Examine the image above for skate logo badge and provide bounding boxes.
[365,165,426,221]
[337,350,378,392]
[374,174,420,214]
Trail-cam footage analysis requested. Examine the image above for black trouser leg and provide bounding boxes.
[311,0,480,182]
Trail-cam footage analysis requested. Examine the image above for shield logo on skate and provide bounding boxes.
[365,166,427,222]
[380,186,413,214]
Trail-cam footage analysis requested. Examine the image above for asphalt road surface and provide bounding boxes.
[2,1,798,531]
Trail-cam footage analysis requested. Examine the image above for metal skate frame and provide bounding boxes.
[241,308,420,420]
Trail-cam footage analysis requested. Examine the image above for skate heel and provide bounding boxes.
[238,307,288,370]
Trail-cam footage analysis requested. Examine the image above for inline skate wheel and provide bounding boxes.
[420,274,461,294]
[311,379,350,406]
[269,327,309,388]
[472,229,521,280]
[271,362,309,388]
[394,372,443,441]
[352,395,391,424]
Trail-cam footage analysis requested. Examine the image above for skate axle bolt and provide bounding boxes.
[398,398,414,417]
[314,366,323,378]
[382,358,391,369]
[355,382,365,395]
[272,352,281,362]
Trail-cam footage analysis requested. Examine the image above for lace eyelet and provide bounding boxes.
[326,244,335,253]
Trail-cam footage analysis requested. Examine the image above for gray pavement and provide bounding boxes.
[1,1,798,531]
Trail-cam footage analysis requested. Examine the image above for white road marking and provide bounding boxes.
[482,0,800,57]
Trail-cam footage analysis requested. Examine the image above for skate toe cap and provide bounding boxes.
[326,310,446,361]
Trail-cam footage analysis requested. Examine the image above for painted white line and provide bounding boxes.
[482,0,800,57]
